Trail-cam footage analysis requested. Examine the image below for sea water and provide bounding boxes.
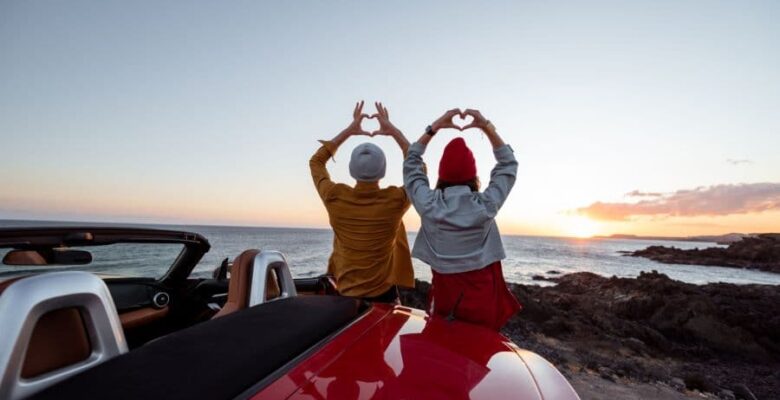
[2,221,780,286]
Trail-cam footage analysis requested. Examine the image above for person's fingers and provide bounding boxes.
[367,113,378,119]
[374,102,389,120]
[383,105,389,118]
[447,111,459,125]
[461,122,477,130]
[463,109,488,126]
[439,119,455,128]
[357,101,368,119]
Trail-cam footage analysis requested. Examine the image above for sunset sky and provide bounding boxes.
[2,1,779,237]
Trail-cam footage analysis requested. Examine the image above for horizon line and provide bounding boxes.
[0,217,759,241]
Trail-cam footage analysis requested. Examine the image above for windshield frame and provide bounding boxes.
[0,227,211,285]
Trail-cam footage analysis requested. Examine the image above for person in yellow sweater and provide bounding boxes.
[309,101,414,302]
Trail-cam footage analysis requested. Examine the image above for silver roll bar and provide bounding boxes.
[248,250,297,307]
[0,271,128,400]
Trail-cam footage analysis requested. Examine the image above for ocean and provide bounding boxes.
[2,221,779,286]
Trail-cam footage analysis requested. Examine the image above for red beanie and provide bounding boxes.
[439,138,477,183]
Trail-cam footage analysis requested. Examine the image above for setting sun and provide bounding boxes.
[565,216,600,238]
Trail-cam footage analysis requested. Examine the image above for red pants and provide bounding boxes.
[429,261,522,331]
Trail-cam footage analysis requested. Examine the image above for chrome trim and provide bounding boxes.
[152,292,170,308]
[248,251,297,307]
[0,271,128,400]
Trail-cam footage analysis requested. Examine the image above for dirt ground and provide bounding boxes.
[569,373,718,400]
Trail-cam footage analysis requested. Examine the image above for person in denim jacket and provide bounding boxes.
[403,108,521,330]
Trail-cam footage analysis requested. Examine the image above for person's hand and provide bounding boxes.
[461,109,493,133]
[342,100,372,137]
[430,108,463,133]
[370,102,401,137]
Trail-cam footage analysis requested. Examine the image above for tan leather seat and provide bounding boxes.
[21,307,91,378]
[212,250,282,319]
[0,272,127,400]
[0,276,91,378]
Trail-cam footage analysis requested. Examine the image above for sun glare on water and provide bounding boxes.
[565,216,600,238]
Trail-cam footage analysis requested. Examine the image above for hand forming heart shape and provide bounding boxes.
[431,108,490,133]
[362,101,403,137]
[449,112,475,131]
[347,102,490,138]
[359,114,382,137]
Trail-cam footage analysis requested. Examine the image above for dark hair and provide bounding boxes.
[435,177,480,192]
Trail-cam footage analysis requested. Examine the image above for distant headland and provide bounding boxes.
[627,233,780,274]
[598,233,752,245]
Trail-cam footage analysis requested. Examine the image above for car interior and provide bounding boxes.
[0,227,360,400]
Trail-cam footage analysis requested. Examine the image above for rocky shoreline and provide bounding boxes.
[400,271,780,400]
[628,234,780,274]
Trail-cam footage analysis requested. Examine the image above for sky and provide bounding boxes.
[1,1,779,237]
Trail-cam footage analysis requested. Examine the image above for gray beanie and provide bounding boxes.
[349,143,386,182]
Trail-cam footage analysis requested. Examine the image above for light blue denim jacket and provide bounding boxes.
[403,141,517,273]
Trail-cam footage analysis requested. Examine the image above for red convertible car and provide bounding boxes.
[0,226,580,400]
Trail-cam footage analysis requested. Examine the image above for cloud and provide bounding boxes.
[626,190,663,198]
[726,158,753,165]
[577,183,780,221]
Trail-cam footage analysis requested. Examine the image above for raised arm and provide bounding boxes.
[413,108,463,146]
[403,108,462,211]
[310,101,371,200]
[462,109,517,211]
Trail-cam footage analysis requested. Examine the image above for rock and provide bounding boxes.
[628,234,780,273]
[718,389,736,400]
[683,372,718,394]
[732,384,757,400]
[541,316,572,336]
[598,367,616,382]
[547,270,562,275]
[670,377,686,391]
[683,315,767,358]
[621,337,647,355]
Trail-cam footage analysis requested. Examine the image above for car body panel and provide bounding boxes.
[251,304,579,400]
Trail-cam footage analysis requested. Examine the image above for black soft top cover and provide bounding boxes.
[30,296,363,400]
